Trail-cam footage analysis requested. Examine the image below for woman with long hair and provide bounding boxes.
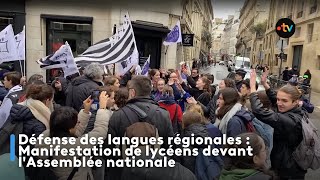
[151,78,165,102]
[181,76,212,106]
[215,87,253,137]
[250,69,307,179]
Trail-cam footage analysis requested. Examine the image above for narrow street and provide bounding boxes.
[201,64,320,179]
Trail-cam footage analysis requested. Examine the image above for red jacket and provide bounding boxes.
[159,102,183,123]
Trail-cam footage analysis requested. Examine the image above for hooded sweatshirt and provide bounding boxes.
[219,169,271,180]
[158,95,183,123]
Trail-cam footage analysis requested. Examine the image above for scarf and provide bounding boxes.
[217,103,243,134]
[18,98,51,129]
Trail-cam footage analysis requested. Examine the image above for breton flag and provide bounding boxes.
[15,26,25,61]
[163,21,182,46]
[75,14,136,66]
[37,42,79,77]
[0,24,19,63]
[141,55,150,76]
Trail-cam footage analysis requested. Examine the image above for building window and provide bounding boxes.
[310,0,317,14]
[295,27,301,37]
[297,1,304,18]
[45,17,92,82]
[307,23,314,42]
[0,17,13,30]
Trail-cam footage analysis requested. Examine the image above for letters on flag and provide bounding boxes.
[37,42,79,77]
[141,55,150,76]
[0,24,19,63]
[75,14,136,66]
[15,26,25,61]
[163,21,182,46]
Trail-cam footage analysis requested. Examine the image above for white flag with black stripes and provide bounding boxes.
[75,14,136,66]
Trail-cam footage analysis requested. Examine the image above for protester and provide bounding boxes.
[114,87,129,110]
[84,86,115,133]
[240,79,258,111]
[149,69,161,91]
[282,67,290,81]
[66,63,104,111]
[216,87,254,137]
[181,76,212,106]
[220,133,276,180]
[303,69,312,80]
[51,76,68,106]
[28,74,44,82]
[235,69,246,92]
[152,78,165,102]
[0,71,23,127]
[288,65,300,80]
[250,69,307,179]
[103,76,120,91]
[6,84,54,137]
[106,75,173,180]
[37,92,111,180]
[187,78,237,124]
[0,82,8,102]
[187,104,222,139]
[158,85,183,133]
[184,68,200,88]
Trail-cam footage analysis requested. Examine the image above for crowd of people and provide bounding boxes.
[0,62,317,180]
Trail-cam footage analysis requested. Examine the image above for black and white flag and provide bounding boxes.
[75,14,136,66]
[37,42,79,77]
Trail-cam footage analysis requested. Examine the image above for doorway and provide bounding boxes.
[292,45,303,72]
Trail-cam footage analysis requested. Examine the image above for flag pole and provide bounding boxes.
[112,24,117,76]
[19,60,23,76]
[23,26,26,77]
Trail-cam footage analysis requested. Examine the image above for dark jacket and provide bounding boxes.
[0,86,7,101]
[181,82,211,106]
[177,123,209,173]
[51,77,68,106]
[288,69,299,79]
[105,97,174,180]
[66,75,102,111]
[9,104,46,137]
[187,75,199,89]
[282,69,290,81]
[226,108,254,137]
[250,90,306,179]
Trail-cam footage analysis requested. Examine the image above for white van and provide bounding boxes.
[235,56,251,70]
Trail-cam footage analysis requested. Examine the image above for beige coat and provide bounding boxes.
[37,109,112,180]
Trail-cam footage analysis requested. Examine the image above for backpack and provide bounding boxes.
[0,115,23,155]
[292,113,320,170]
[121,103,160,158]
[195,145,224,180]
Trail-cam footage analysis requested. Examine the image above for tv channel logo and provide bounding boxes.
[276,18,295,38]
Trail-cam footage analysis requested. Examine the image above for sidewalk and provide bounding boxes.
[311,91,320,108]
